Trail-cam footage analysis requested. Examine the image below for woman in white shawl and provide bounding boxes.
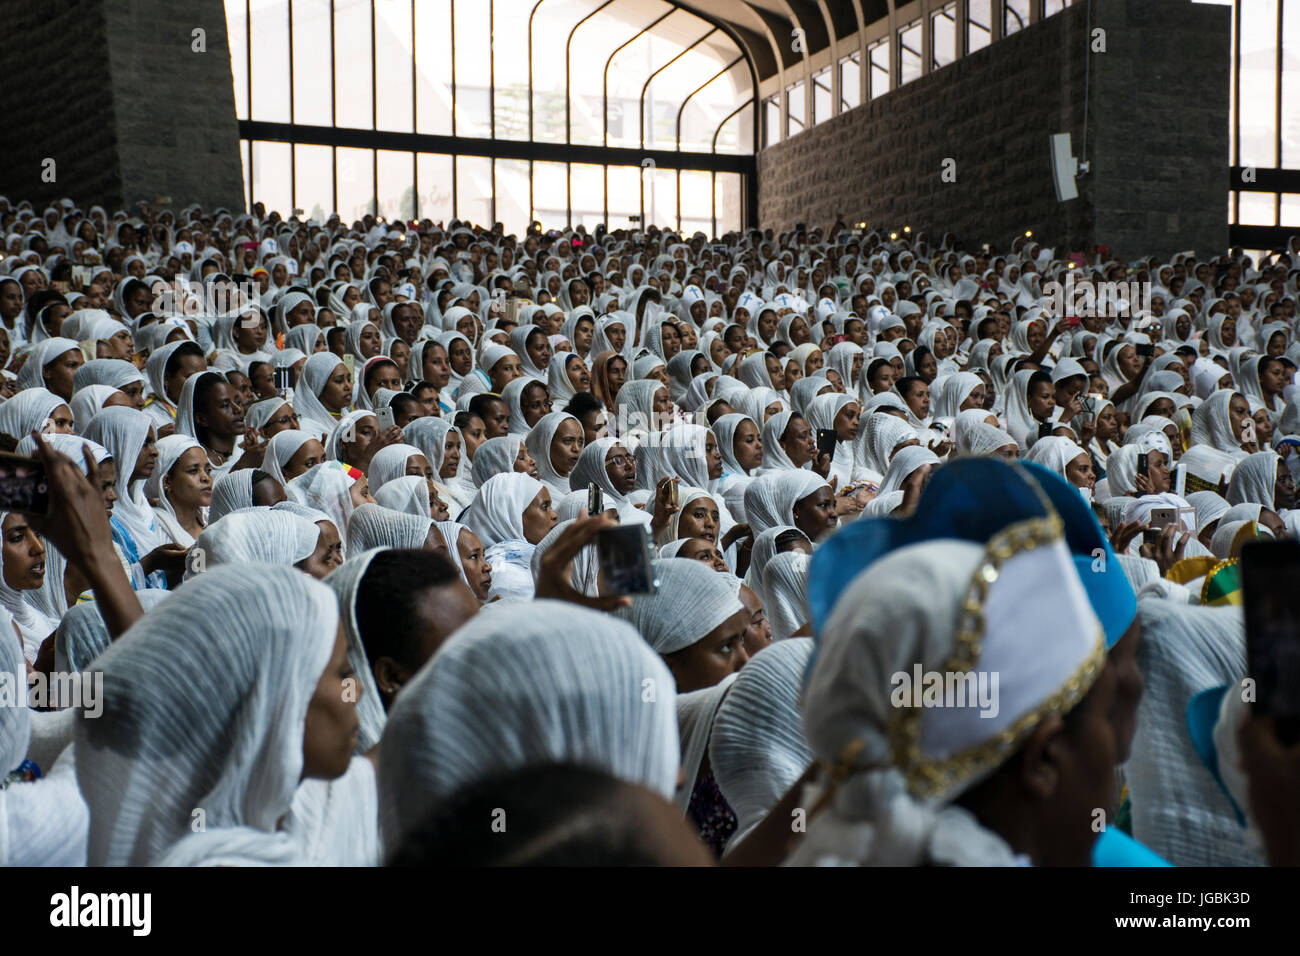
[851,412,922,484]
[145,433,211,547]
[293,351,353,440]
[709,638,814,856]
[0,618,89,864]
[345,503,435,554]
[16,336,81,397]
[376,600,679,856]
[565,436,649,527]
[365,442,431,497]
[83,405,167,575]
[0,511,60,663]
[524,411,585,501]
[1189,389,1253,466]
[404,416,475,513]
[743,471,830,537]
[712,413,763,522]
[805,393,858,488]
[262,429,328,490]
[863,445,941,516]
[761,550,812,640]
[754,411,813,476]
[75,564,363,866]
[0,386,74,445]
[1225,449,1285,510]
[461,472,556,601]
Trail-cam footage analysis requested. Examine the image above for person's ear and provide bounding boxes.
[371,656,412,703]
[1014,713,1068,801]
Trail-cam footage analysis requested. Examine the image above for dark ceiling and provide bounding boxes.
[668,0,889,82]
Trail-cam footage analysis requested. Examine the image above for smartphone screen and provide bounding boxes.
[1137,452,1149,478]
[596,524,658,596]
[1136,343,1154,357]
[0,453,50,516]
[816,428,837,457]
[1038,422,1054,439]
[274,366,298,392]
[587,481,603,517]
[374,406,396,432]
[1241,539,1300,745]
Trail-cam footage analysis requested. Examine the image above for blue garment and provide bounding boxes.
[110,515,170,590]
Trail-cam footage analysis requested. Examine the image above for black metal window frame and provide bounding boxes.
[235,0,759,235]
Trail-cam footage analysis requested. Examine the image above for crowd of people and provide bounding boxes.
[2,191,1300,866]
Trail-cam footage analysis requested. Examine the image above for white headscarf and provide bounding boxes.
[743,470,828,535]
[190,509,319,571]
[145,433,205,547]
[345,502,433,553]
[761,550,811,640]
[74,564,339,866]
[322,548,389,753]
[461,472,545,547]
[615,557,744,655]
[710,638,814,850]
[84,405,165,553]
[0,387,67,443]
[366,442,425,495]
[376,600,679,854]
[525,411,582,500]
[0,613,89,865]
[261,429,318,489]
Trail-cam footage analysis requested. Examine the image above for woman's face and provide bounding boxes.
[521,489,557,544]
[285,438,326,480]
[490,355,525,393]
[758,311,779,343]
[44,348,85,400]
[318,364,353,412]
[605,357,628,400]
[133,428,159,482]
[677,496,720,542]
[1028,381,1055,420]
[422,344,451,388]
[1,513,45,592]
[792,486,838,541]
[0,281,22,320]
[679,537,729,573]
[1095,404,1118,440]
[440,430,462,479]
[1025,321,1046,352]
[606,323,626,351]
[514,442,539,477]
[917,350,937,382]
[1220,317,1237,346]
[404,453,434,479]
[664,608,749,693]
[357,323,383,359]
[1141,449,1171,493]
[1228,393,1251,441]
[298,521,345,579]
[732,419,764,471]
[565,356,590,393]
[520,382,552,428]
[605,444,636,493]
[526,330,552,371]
[650,387,670,421]
[458,414,486,460]
[43,403,75,434]
[349,475,376,510]
[549,418,585,476]
[833,402,861,442]
[301,627,361,780]
[781,415,817,467]
[1253,409,1275,447]
[1275,461,1297,510]
[789,317,810,345]
[448,339,473,376]
[1065,452,1094,490]
[250,362,277,399]
[368,361,403,396]
[1261,358,1289,396]
[903,380,930,419]
[784,359,803,388]
[1118,345,1143,380]
[959,386,986,412]
[765,354,785,391]
[1267,331,1287,358]
[574,318,594,354]
[457,529,493,601]
[661,323,682,358]
[166,446,213,510]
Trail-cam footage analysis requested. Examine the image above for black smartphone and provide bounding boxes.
[1137,452,1149,477]
[1136,343,1155,357]
[0,452,50,516]
[816,428,837,457]
[1241,539,1300,745]
[1038,421,1054,439]
[274,367,297,392]
[587,481,603,517]
[596,524,659,596]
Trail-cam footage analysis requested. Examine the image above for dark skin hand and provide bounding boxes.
[1239,711,1300,866]
[719,522,751,552]
[534,513,632,612]
[1137,523,1189,577]
[28,432,144,637]
[722,764,817,867]
[649,476,679,539]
